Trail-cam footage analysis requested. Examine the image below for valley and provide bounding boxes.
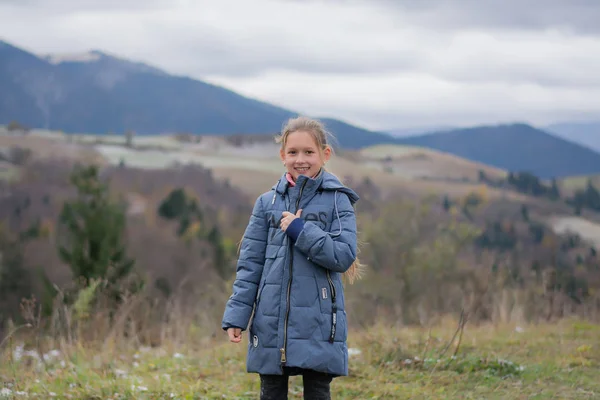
[2,6,600,397]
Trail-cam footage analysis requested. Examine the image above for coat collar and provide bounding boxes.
[271,169,360,204]
[274,168,324,196]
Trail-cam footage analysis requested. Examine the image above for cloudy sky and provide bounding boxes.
[1,0,600,132]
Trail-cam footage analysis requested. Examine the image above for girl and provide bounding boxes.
[221,116,361,399]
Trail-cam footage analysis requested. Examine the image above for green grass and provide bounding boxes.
[2,319,599,399]
[560,174,600,191]
[0,166,20,182]
[360,144,431,159]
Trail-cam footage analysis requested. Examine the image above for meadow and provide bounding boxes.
[2,127,600,399]
[1,318,599,399]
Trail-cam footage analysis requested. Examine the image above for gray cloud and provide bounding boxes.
[1,0,600,129]
[374,0,600,34]
[10,0,600,33]
[0,0,171,11]
[149,33,422,77]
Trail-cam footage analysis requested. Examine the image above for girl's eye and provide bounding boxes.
[288,151,296,155]
[306,151,314,154]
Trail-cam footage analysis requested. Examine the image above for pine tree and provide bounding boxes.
[207,226,228,278]
[521,204,529,221]
[478,170,487,183]
[507,172,515,185]
[585,180,600,210]
[158,188,188,220]
[549,178,560,200]
[158,189,204,236]
[442,195,451,211]
[0,224,34,322]
[57,165,138,299]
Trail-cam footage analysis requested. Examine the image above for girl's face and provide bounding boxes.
[280,130,331,180]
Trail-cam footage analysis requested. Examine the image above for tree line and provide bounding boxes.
[479,169,600,215]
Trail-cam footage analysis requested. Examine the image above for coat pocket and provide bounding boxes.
[315,273,332,314]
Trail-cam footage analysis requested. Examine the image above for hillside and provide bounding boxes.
[0,40,391,149]
[3,126,600,363]
[358,144,506,182]
[5,128,520,201]
[546,121,600,152]
[397,123,600,179]
[16,126,600,251]
[2,320,599,398]
[316,118,397,149]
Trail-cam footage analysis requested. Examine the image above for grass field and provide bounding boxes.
[548,216,600,247]
[2,128,520,201]
[0,132,108,166]
[1,319,599,399]
[359,144,507,182]
[560,175,600,194]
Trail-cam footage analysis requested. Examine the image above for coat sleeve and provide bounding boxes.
[294,192,357,273]
[221,195,268,331]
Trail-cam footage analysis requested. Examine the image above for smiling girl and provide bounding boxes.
[222,116,361,399]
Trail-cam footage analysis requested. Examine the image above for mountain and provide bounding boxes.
[396,123,600,179]
[317,118,397,149]
[5,40,600,177]
[0,40,59,128]
[387,125,457,137]
[545,121,600,152]
[0,40,391,149]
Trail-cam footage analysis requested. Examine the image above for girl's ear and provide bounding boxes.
[323,146,332,163]
[280,148,286,162]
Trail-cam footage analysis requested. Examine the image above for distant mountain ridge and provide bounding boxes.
[388,125,458,137]
[396,123,600,179]
[545,121,600,152]
[0,40,390,149]
[4,39,600,178]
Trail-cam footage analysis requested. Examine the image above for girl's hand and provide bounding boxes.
[281,209,302,231]
[227,327,242,343]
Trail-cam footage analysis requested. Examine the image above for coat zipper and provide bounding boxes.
[326,271,337,343]
[281,178,308,364]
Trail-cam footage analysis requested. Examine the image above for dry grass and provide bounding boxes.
[0,134,107,165]
[2,129,520,202]
[360,144,507,181]
[560,174,600,197]
[211,167,282,199]
[548,216,600,247]
[1,318,599,399]
[211,156,522,202]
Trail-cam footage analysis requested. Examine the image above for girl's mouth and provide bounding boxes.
[295,167,310,173]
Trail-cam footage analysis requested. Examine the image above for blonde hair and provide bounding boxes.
[274,116,365,284]
[276,116,335,158]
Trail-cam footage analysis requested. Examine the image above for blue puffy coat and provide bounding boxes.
[222,170,359,376]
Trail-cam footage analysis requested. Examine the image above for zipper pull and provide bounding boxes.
[280,348,287,363]
[329,304,337,343]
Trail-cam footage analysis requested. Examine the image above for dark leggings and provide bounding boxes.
[260,368,333,400]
